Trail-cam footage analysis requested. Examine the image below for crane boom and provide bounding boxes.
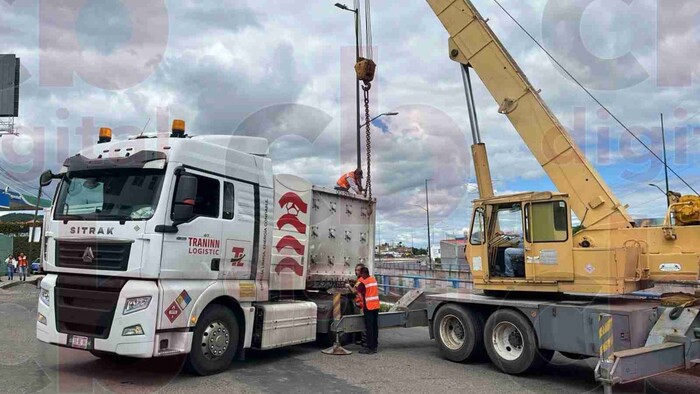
[427,0,633,230]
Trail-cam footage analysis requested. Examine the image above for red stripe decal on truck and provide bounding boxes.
[278,192,308,213]
[277,214,307,234]
[275,235,305,255]
[275,257,304,276]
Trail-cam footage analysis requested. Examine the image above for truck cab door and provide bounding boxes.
[160,170,223,280]
[219,181,255,280]
[523,200,574,282]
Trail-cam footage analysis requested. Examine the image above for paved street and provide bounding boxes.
[1,282,699,394]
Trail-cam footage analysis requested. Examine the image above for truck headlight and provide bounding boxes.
[122,324,144,336]
[40,288,50,306]
[123,296,151,315]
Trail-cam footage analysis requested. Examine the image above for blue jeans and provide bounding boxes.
[504,248,523,277]
[18,266,26,280]
[6,266,13,280]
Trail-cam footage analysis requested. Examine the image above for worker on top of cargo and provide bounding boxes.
[353,266,380,354]
[335,169,362,194]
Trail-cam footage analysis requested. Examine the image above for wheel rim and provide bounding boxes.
[491,321,523,361]
[439,314,466,350]
[201,321,230,360]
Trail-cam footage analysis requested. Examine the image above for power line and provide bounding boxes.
[492,0,699,196]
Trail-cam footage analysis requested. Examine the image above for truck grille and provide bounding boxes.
[55,275,127,339]
[56,240,131,271]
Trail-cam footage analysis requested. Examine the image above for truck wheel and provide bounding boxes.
[484,309,552,374]
[186,305,239,376]
[433,304,484,362]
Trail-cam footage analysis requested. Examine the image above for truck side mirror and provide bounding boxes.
[171,174,198,224]
[39,170,55,187]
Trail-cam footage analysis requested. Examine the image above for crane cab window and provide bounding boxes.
[488,204,525,278]
[525,201,569,243]
[470,208,485,245]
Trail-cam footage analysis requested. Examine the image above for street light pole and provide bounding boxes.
[334,3,362,175]
[358,112,399,129]
[425,179,432,269]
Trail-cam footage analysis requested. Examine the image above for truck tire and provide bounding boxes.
[483,309,553,374]
[433,304,484,362]
[185,305,239,376]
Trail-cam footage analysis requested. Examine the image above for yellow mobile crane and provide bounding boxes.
[427,0,700,295]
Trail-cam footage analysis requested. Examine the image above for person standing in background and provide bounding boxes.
[4,254,14,280]
[17,252,27,281]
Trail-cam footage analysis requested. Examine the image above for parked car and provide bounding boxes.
[30,258,43,275]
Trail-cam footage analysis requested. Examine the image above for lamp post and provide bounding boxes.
[425,179,431,269]
[334,3,362,174]
[411,178,432,269]
[358,112,399,129]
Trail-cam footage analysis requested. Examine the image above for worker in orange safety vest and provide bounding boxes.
[335,169,362,194]
[355,266,380,354]
[351,263,367,346]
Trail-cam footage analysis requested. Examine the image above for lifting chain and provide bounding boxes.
[362,83,372,200]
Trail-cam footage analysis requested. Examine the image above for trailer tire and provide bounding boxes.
[185,304,239,376]
[484,309,552,374]
[433,304,484,362]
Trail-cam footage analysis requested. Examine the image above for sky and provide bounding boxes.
[1,0,700,247]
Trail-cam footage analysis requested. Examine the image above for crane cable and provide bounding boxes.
[492,0,699,196]
[360,0,375,199]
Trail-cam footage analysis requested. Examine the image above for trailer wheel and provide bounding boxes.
[186,305,239,376]
[484,309,552,374]
[433,304,484,362]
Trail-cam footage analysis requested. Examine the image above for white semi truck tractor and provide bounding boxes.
[36,122,376,375]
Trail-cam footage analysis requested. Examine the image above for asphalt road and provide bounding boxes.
[2,283,699,394]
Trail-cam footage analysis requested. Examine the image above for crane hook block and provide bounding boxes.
[355,58,376,84]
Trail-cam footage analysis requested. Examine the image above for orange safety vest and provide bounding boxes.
[359,276,380,311]
[336,171,356,189]
[18,256,27,267]
[354,280,364,310]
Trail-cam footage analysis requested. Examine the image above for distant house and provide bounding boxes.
[440,238,469,271]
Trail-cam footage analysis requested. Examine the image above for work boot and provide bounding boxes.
[358,348,374,354]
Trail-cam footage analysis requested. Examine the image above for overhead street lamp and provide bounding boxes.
[334,3,362,173]
[359,112,399,129]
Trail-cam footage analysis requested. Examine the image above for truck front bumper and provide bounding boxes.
[36,274,166,358]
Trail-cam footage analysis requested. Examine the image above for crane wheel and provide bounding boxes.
[433,304,485,362]
[484,309,553,374]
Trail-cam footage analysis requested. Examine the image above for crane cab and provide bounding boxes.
[467,192,574,293]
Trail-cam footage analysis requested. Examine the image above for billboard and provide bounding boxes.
[0,55,20,117]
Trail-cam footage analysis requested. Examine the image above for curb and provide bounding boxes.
[0,276,43,290]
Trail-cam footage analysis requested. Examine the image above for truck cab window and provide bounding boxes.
[223,182,235,220]
[192,175,220,218]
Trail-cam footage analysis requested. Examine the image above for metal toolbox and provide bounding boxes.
[252,301,317,350]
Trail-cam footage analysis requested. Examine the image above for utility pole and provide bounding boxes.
[425,179,432,270]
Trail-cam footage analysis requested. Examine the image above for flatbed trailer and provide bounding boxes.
[331,288,700,391]
[423,292,700,392]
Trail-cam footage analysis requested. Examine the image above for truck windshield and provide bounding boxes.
[54,170,165,221]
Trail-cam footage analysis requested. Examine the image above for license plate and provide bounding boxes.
[68,335,90,349]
